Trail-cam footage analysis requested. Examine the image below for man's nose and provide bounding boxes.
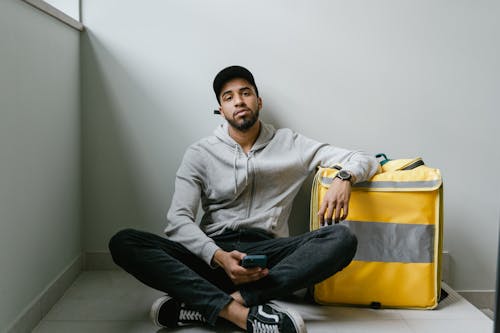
[233,94,245,106]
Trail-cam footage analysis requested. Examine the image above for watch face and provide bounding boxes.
[338,170,351,180]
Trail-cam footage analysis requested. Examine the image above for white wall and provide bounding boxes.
[81,0,500,290]
[0,0,81,330]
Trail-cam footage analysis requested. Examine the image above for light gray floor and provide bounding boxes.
[34,270,493,333]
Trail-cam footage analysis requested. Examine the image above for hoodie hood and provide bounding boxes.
[213,121,276,151]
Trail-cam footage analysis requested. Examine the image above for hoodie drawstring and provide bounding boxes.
[245,152,253,187]
[233,146,252,195]
[233,145,239,195]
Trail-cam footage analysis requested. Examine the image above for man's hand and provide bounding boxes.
[318,178,352,225]
[212,250,268,285]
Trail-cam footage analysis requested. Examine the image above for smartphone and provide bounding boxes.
[240,255,267,268]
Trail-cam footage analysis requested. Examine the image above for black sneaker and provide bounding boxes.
[150,295,207,328]
[247,303,307,333]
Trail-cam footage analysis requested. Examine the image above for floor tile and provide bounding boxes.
[34,320,243,333]
[406,319,493,333]
[396,284,490,320]
[33,320,157,333]
[44,270,163,321]
[311,319,413,333]
[35,271,494,333]
[275,299,404,322]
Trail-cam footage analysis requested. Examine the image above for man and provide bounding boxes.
[109,66,379,333]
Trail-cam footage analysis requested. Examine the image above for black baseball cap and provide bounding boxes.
[213,65,259,104]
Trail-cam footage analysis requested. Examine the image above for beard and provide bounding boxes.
[227,109,260,132]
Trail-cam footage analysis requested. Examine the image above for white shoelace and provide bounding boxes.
[179,308,205,323]
[252,320,279,333]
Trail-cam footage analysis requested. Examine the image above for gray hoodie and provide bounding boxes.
[165,122,379,265]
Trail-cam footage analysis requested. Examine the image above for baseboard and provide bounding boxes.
[441,250,450,284]
[84,251,119,270]
[5,254,82,333]
[457,290,496,312]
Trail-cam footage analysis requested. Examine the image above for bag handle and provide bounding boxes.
[375,153,391,166]
[400,158,425,170]
[376,153,425,171]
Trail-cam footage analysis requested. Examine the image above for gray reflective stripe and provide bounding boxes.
[353,180,440,189]
[320,177,440,189]
[320,177,336,184]
[341,220,435,263]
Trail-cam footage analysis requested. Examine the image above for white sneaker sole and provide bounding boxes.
[268,302,307,333]
[150,295,172,328]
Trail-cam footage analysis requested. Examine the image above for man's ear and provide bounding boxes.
[258,97,263,111]
[218,106,226,119]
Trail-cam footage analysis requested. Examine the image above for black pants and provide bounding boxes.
[109,225,357,325]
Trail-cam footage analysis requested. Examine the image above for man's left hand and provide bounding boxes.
[318,178,352,225]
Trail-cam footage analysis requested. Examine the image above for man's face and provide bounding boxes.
[218,78,262,132]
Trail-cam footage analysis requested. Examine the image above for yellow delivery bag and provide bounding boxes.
[310,157,443,309]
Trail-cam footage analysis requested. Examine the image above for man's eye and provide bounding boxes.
[224,96,232,101]
[243,92,250,96]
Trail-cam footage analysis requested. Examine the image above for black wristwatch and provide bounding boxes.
[335,170,352,182]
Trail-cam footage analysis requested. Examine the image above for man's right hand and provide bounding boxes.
[212,249,268,285]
